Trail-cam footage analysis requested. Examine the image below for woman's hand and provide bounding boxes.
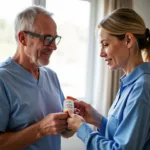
[67,111,85,131]
[67,96,102,128]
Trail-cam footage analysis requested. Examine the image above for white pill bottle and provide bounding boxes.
[63,98,74,113]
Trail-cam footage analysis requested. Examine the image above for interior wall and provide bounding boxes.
[133,0,150,28]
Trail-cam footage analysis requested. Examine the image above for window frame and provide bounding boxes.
[34,0,100,102]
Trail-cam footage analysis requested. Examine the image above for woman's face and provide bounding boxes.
[99,29,129,71]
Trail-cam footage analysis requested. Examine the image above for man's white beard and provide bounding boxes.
[37,58,49,67]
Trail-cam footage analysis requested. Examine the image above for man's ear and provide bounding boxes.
[18,31,27,46]
[125,32,135,49]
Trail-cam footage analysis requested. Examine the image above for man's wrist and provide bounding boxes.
[36,122,44,140]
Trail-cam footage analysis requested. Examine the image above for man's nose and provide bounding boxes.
[49,40,57,50]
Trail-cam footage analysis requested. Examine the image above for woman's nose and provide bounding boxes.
[100,49,106,57]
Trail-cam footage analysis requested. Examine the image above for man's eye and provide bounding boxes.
[46,37,53,41]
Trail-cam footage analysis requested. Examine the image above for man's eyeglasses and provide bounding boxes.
[24,31,61,46]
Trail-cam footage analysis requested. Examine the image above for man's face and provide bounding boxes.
[25,14,58,67]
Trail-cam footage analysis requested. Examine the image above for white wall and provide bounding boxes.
[133,0,150,28]
[61,135,85,150]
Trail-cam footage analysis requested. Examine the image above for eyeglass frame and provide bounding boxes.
[24,31,61,46]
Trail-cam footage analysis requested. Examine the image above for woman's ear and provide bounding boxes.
[125,32,135,49]
[18,31,27,46]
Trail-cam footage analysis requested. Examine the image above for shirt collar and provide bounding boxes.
[120,62,150,87]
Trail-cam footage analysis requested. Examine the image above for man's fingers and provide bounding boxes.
[55,112,69,119]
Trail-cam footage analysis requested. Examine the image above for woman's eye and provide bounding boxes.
[103,43,108,47]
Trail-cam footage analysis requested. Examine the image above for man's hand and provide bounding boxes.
[37,112,68,138]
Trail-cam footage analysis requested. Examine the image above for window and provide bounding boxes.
[46,0,90,98]
[0,0,32,62]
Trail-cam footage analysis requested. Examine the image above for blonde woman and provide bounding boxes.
[67,8,150,150]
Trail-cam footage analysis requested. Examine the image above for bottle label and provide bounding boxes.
[63,100,74,113]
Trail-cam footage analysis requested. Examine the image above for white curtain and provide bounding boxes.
[91,0,132,117]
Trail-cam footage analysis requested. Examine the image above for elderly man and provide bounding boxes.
[0,6,73,150]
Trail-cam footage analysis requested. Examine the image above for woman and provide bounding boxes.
[67,8,150,150]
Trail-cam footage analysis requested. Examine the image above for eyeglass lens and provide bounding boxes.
[44,36,61,46]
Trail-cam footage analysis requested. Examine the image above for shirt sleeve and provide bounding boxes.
[0,79,10,132]
[97,117,107,136]
[77,83,150,150]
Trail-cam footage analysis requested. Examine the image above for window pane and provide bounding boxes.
[0,0,32,62]
[46,0,90,98]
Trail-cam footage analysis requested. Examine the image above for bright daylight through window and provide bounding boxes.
[0,0,32,61]
[46,0,90,98]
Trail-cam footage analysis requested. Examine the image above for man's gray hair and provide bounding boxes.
[14,5,53,41]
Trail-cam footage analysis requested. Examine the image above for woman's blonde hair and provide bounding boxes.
[98,8,150,61]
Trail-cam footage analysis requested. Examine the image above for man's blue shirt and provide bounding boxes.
[0,57,64,150]
[77,62,150,150]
